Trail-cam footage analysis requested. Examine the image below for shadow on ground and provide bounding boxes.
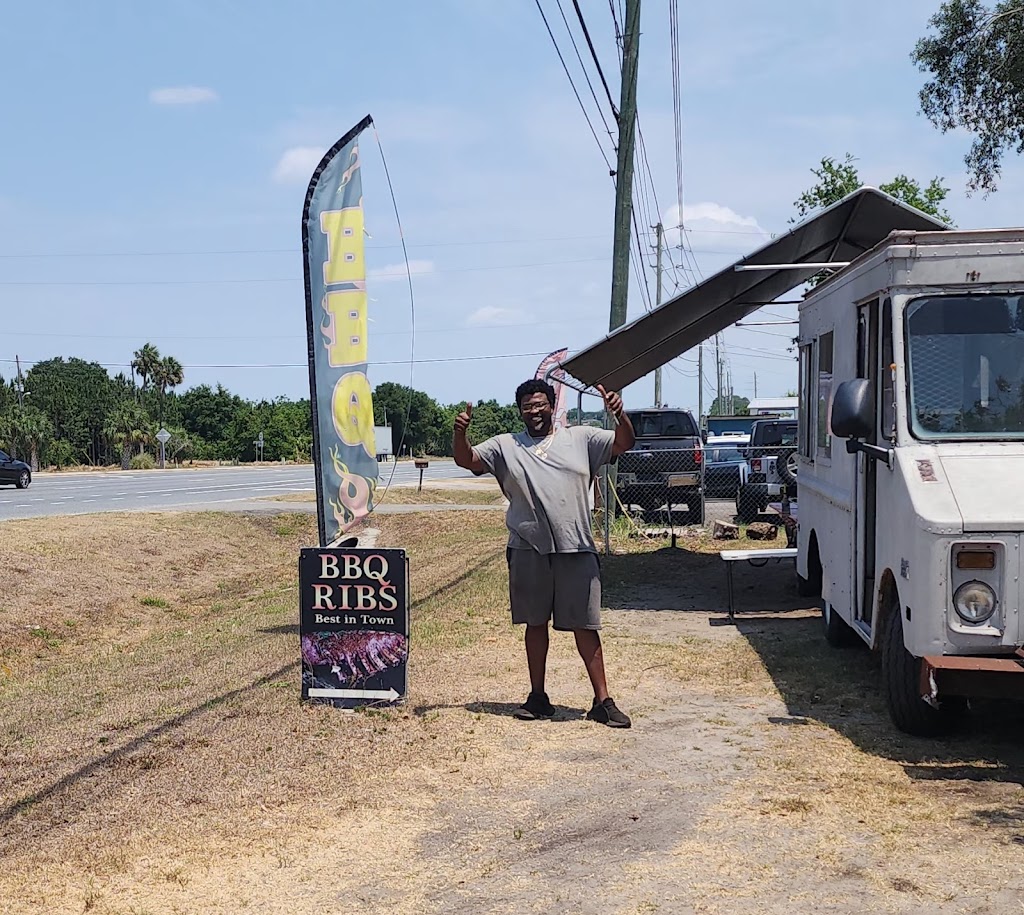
[604,542,1024,789]
[602,543,803,614]
[412,700,586,722]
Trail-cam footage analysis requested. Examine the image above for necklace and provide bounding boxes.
[527,429,556,460]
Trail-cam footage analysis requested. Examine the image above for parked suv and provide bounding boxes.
[614,408,704,524]
[735,419,797,522]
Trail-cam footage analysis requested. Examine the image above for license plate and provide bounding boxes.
[668,473,698,487]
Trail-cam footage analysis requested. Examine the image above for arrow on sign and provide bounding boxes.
[308,687,400,701]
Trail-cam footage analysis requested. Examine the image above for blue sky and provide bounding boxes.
[2,0,1023,414]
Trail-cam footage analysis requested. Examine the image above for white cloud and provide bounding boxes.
[661,201,771,257]
[272,146,326,184]
[369,259,435,283]
[148,86,219,106]
[465,305,530,327]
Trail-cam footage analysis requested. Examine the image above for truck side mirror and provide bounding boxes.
[831,379,873,440]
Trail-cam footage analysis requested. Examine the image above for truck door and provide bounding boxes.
[853,298,886,632]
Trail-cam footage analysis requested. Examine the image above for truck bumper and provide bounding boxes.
[920,650,1024,704]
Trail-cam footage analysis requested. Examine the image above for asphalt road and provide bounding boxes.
[0,460,473,522]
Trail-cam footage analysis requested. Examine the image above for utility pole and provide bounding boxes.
[608,0,641,332]
[754,371,758,399]
[715,335,722,415]
[14,355,25,408]
[698,344,704,420]
[652,221,663,407]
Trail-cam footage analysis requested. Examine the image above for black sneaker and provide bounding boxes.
[586,697,631,728]
[513,691,555,720]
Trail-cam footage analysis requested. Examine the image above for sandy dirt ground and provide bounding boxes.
[2,514,1024,914]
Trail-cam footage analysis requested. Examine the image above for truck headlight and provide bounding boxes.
[953,581,997,624]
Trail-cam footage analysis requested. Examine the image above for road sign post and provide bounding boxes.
[415,459,428,492]
[156,427,171,469]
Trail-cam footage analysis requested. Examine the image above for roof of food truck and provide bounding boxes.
[559,187,947,392]
[809,226,1024,293]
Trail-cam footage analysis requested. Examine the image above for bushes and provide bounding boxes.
[129,453,156,470]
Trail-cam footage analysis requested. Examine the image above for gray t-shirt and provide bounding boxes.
[473,426,615,554]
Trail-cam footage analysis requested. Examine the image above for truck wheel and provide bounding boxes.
[881,605,955,737]
[779,450,798,487]
[822,598,855,647]
[797,549,822,597]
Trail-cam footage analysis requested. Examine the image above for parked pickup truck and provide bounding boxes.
[614,408,704,524]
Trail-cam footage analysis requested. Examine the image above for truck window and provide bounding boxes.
[882,297,895,441]
[799,344,812,457]
[626,411,697,438]
[906,294,1024,439]
[817,331,833,457]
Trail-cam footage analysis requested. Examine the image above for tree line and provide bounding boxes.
[0,345,314,470]
[0,353,532,471]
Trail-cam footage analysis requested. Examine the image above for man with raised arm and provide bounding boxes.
[453,379,636,727]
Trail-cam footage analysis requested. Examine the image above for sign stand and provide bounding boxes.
[156,427,170,469]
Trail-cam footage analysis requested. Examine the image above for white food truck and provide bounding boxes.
[796,228,1024,735]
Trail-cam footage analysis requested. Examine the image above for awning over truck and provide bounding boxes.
[560,187,948,392]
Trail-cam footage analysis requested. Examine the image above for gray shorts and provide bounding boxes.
[506,547,602,631]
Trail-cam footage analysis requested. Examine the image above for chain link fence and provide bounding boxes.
[596,442,798,551]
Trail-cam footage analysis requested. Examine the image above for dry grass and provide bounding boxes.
[264,485,504,506]
[3,509,1024,913]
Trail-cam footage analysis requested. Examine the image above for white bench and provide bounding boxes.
[720,548,798,621]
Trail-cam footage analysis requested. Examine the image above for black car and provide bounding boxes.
[0,450,31,488]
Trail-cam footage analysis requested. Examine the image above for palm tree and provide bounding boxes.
[13,407,52,472]
[104,401,149,469]
[152,355,184,423]
[131,343,161,395]
[0,408,16,460]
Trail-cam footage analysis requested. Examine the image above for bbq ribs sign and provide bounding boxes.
[299,548,409,708]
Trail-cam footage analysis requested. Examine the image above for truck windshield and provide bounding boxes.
[906,294,1024,439]
[626,411,697,437]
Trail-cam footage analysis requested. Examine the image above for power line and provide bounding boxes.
[533,0,615,172]
[0,255,617,287]
[552,0,616,146]
[0,317,599,342]
[1,350,574,372]
[0,225,772,261]
[0,243,788,288]
[570,0,619,117]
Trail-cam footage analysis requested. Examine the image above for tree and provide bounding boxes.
[166,427,193,464]
[25,357,120,465]
[912,0,1024,193]
[371,383,442,457]
[131,343,161,393]
[178,384,245,458]
[791,155,955,288]
[104,400,151,470]
[792,154,954,224]
[709,395,749,416]
[12,406,53,471]
[151,355,184,423]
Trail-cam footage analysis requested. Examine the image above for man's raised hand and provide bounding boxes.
[454,402,473,434]
[596,384,624,419]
